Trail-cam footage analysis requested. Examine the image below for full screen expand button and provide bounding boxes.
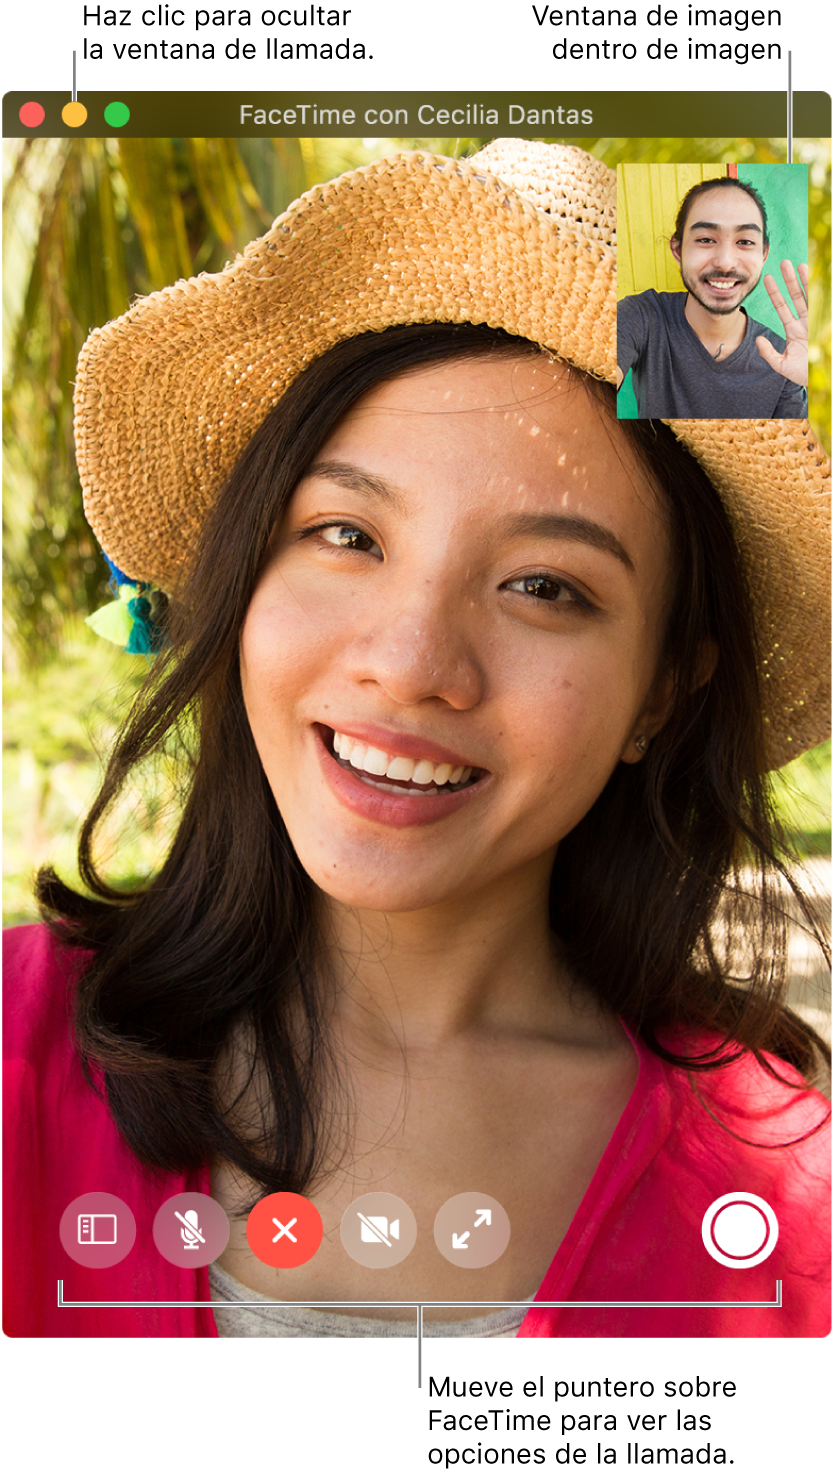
[434,1192,511,1269]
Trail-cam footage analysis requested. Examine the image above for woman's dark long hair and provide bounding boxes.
[38,323,829,1195]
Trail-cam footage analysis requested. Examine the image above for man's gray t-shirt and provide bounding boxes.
[617,290,808,419]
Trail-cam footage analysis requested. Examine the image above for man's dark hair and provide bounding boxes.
[673,175,770,248]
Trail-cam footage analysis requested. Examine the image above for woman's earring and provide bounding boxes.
[635,735,648,754]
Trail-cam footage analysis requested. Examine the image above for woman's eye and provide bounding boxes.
[316,523,380,554]
[507,574,586,606]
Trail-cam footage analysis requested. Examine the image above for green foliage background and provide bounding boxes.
[3,134,831,922]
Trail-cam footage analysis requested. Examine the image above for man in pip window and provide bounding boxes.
[617,176,808,418]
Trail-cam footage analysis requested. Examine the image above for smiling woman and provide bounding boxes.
[240,356,673,906]
[3,142,830,1340]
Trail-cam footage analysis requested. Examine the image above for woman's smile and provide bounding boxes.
[240,354,673,913]
[312,720,491,829]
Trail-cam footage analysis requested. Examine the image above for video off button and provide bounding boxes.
[340,1193,417,1268]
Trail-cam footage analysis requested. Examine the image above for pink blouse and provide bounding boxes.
[4,921,832,1340]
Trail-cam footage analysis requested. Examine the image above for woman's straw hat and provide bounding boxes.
[74,139,830,769]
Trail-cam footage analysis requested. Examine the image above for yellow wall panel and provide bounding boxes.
[618,164,727,299]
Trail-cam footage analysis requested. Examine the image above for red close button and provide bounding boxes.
[246,1191,324,1269]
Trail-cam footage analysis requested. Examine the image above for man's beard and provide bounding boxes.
[680,266,759,317]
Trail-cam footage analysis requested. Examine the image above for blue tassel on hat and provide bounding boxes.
[86,554,167,654]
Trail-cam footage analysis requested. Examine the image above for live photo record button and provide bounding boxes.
[701,1192,779,1269]
[246,1191,324,1269]
[153,1192,231,1268]
[59,1192,136,1269]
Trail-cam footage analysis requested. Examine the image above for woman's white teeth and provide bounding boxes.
[331,731,472,789]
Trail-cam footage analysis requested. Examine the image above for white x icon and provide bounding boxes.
[272,1217,298,1243]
